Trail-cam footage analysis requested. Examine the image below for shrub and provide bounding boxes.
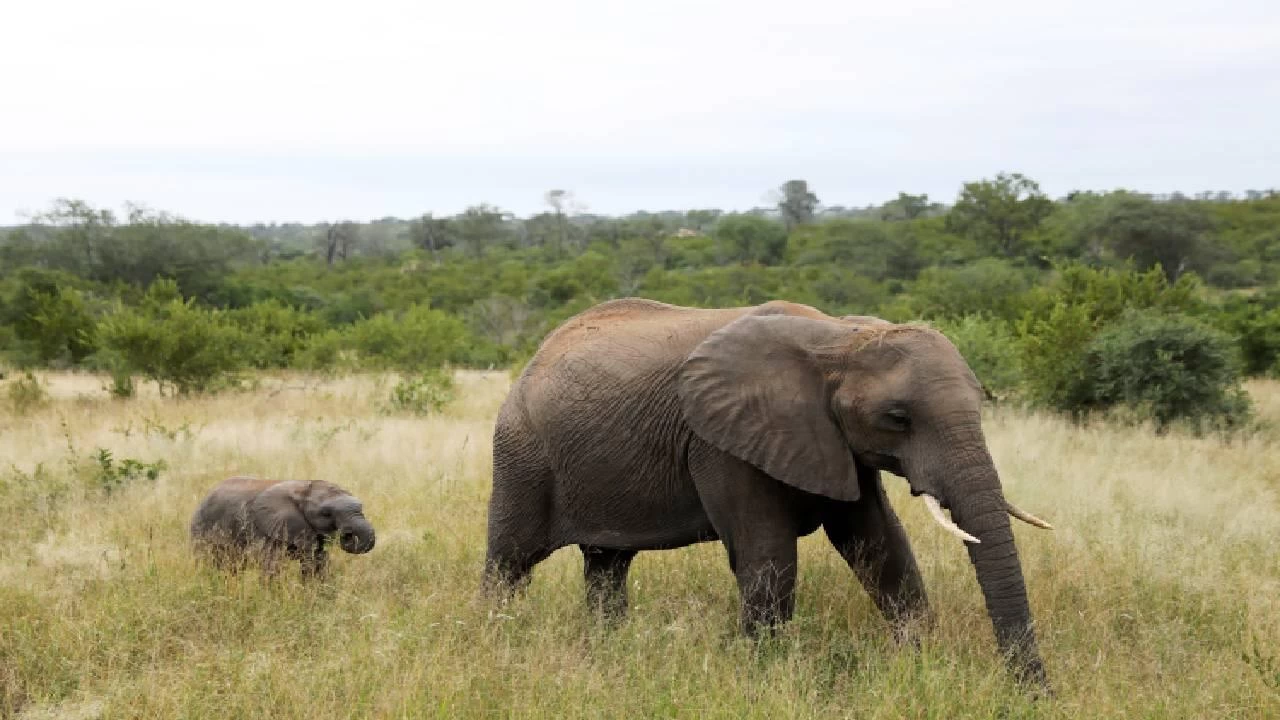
[224,300,327,369]
[932,315,1023,397]
[902,258,1036,321]
[1213,293,1280,377]
[331,305,476,371]
[93,448,166,495]
[1083,310,1251,432]
[383,368,456,416]
[5,372,50,415]
[11,283,99,367]
[98,280,249,395]
[1017,263,1201,412]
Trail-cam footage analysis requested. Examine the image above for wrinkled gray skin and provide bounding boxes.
[190,476,376,577]
[484,298,1047,687]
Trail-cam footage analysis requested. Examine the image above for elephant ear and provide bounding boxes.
[678,314,861,502]
[250,481,318,545]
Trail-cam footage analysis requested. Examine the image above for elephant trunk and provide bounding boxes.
[338,515,376,554]
[931,429,1047,687]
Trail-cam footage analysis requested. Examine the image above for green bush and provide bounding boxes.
[301,304,474,371]
[224,300,327,369]
[383,369,456,416]
[933,315,1023,397]
[98,280,249,395]
[10,282,99,367]
[1206,259,1263,289]
[93,448,166,495]
[901,258,1036,321]
[1017,263,1201,412]
[1213,292,1280,377]
[1083,310,1251,432]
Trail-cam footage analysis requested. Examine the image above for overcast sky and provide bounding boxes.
[2,0,1277,224]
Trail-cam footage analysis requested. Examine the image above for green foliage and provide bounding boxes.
[107,368,136,399]
[1213,291,1280,377]
[898,258,1036,321]
[932,316,1023,396]
[5,372,50,415]
[1205,195,1280,286]
[224,300,327,369]
[1084,310,1250,432]
[93,448,166,495]
[4,190,1280,403]
[306,304,475,371]
[713,215,788,266]
[946,172,1053,259]
[3,270,99,367]
[776,179,819,231]
[383,369,456,416]
[1017,264,1205,416]
[97,280,248,395]
[877,192,938,221]
[1094,194,1216,283]
[787,220,905,278]
[13,200,262,300]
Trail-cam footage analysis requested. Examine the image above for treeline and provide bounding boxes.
[2,175,1280,430]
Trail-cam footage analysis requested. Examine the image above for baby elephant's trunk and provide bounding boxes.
[339,517,376,554]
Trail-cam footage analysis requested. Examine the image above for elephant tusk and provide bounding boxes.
[1006,501,1054,530]
[922,495,980,544]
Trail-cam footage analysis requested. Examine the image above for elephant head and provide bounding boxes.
[679,313,1051,683]
[251,480,376,554]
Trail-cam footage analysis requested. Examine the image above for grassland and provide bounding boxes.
[2,371,1278,718]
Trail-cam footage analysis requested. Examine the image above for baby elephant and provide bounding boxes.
[190,476,376,577]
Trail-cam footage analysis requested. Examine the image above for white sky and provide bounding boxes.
[2,0,1277,224]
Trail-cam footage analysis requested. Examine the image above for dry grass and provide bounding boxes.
[2,370,1278,718]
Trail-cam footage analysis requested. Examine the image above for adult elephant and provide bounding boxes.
[484,298,1052,685]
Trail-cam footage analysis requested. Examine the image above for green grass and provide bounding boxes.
[1,372,1278,718]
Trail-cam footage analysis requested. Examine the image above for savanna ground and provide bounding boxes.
[2,371,1278,719]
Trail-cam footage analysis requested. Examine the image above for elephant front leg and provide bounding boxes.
[580,545,637,620]
[730,542,799,636]
[299,543,328,580]
[688,438,801,637]
[823,467,933,642]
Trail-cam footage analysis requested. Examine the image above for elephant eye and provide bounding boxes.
[884,409,910,431]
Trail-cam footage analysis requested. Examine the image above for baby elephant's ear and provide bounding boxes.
[250,481,316,544]
[678,314,861,502]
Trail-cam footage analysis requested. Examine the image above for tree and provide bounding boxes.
[946,172,1053,258]
[714,215,788,265]
[322,221,360,265]
[684,209,722,232]
[1096,194,1214,283]
[879,192,934,221]
[544,190,585,253]
[776,180,819,231]
[31,198,116,274]
[7,270,98,366]
[456,205,511,259]
[408,213,456,257]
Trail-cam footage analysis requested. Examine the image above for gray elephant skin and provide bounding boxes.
[484,298,1052,685]
[191,476,376,577]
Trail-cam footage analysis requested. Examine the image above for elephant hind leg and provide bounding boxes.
[481,545,551,598]
[483,416,558,598]
[580,545,637,620]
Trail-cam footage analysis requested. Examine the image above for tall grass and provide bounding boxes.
[2,371,1278,718]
